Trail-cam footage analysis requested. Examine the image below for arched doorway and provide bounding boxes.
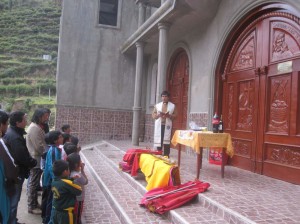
[167,49,189,133]
[217,6,300,184]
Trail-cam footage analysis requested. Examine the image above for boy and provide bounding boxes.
[64,143,78,156]
[42,130,63,223]
[51,160,82,224]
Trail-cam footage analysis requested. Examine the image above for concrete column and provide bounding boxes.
[156,22,170,102]
[132,42,145,146]
[137,1,146,27]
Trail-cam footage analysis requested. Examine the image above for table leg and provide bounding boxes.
[221,147,225,178]
[177,144,181,167]
[196,147,203,180]
[199,147,203,169]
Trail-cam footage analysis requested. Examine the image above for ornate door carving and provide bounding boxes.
[222,13,300,184]
[167,49,189,134]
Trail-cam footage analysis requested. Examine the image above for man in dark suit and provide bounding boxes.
[4,111,37,221]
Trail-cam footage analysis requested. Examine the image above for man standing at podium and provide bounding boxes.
[152,91,177,157]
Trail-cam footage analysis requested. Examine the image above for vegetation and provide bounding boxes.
[0,0,61,126]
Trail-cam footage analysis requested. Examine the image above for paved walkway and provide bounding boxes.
[81,140,300,224]
[16,140,300,223]
[17,180,41,224]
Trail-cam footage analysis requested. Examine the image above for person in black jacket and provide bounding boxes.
[0,109,19,224]
[4,111,37,223]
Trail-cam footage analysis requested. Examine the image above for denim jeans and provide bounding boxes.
[9,177,25,224]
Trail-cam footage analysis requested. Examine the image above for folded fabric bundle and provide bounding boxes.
[140,180,210,214]
[119,149,162,176]
[139,154,180,191]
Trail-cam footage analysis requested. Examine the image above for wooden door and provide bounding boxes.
[222,13,300,184]
[167,49,189,133]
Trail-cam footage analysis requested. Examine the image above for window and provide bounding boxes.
[99,0,119,27]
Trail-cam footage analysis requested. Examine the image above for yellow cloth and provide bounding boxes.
[171,130,234,157]
[139,154,172,191]
[139,154,159,178]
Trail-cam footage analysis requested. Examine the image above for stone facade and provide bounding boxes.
[56,105,133,144]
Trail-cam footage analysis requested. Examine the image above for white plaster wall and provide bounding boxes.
[57,0,139,109]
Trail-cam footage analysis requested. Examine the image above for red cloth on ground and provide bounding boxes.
[140,180,210,214]
[121,149,162,176]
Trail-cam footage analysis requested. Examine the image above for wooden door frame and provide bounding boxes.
[214,3,300,174]
[166,47,190,130]
[214,3,300,115]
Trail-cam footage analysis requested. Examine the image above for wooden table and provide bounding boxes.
[171,130,234,179]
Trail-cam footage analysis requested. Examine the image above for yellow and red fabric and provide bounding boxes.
[171,130,234,157]
[139,154,177,191]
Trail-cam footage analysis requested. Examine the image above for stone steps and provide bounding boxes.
[81,145,170,224]
[82,166,122,224]
[81,142,235,224]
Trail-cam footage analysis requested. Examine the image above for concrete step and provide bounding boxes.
[88,140,300,224]
[81,144,170,224]
[81,142,234,224]
[82,164,121,223]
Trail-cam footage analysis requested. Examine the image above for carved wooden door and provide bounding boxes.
[167,49,189,134]
[222,13,300,184]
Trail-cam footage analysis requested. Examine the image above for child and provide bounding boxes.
[51,160,82,224]
[67,153,88,224]
[42,130,63,224]
[64,143,78,157]
[59,133,71,160]
[71,136,81,152]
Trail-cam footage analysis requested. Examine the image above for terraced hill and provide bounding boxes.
[0,0,61,119]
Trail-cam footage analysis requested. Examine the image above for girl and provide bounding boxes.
[67,153,88,224]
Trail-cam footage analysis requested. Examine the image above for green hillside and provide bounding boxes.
[0,0,61,121]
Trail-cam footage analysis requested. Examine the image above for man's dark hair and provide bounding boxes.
[64,143,77,156]
[66,153,81,171]
[52,160,69,177]
[31,108,48,124]
[62,133,71,144]
[161,90,170,97]
[9,111,25,126]
[48,130,62,145]
[70,136,79,146]
[44,108,51,114]
[0,110,9,125]
[61,124,70,132]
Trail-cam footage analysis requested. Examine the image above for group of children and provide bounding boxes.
[41,129,88,224]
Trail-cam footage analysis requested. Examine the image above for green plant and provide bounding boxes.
[24,98,33,111]
[5,98,15,112]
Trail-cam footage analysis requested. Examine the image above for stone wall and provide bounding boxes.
[56,105,133,144]
[55,105,149,144]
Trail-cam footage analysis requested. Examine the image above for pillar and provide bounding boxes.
[156,22,169,102]
[132,42,145,146]
[137,1,146,27]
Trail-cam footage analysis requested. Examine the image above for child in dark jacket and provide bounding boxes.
[67,153,88,224]
[51,160,82,224]
[41,130,63,224]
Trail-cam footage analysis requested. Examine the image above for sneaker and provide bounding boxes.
[28,208,42,215]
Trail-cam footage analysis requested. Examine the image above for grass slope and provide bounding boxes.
[0,0,61,114]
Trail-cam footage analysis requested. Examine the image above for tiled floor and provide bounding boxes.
[16,140,300,224]
[102,140,300,224]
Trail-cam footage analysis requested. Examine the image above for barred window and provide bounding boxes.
[99,0,119,27]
